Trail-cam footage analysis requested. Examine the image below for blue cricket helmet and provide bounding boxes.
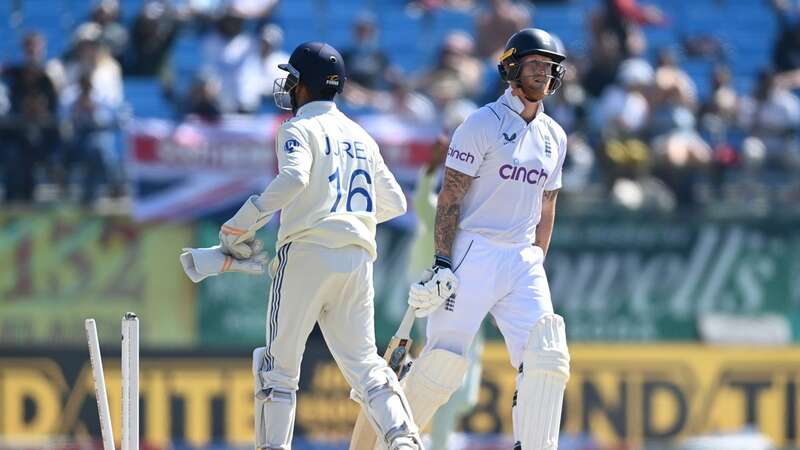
[274,41,347,110]
[280,41,346,95]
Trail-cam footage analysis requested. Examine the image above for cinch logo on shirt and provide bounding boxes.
[499,164,549,185]
[448,146,475,165]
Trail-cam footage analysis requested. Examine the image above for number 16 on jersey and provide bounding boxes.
[328,167,373,213]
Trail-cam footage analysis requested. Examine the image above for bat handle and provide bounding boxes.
[396,306,416,339]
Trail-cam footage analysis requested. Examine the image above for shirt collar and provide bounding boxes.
[500,88,544,122]
[296,100,337,117]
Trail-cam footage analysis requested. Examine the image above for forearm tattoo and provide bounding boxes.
[542,188,560,202]
[534,189,560,253]
[434,168,473,258]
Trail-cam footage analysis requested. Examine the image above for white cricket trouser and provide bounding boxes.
[260,241,390,394]
[423,230,554,369]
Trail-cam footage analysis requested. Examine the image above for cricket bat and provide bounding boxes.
[349,306,417,450]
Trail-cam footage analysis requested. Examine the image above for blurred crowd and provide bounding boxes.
[1,0,799,213]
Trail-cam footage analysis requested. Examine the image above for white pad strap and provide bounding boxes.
[350,367,422,450]
[400,348,469,431]
[252,348,296,450]
[517,314,570,450]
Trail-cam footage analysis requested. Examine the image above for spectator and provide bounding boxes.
[702,65,739,126]
[699,65,742,189]
[418,31,484,107]
[649,75,712,206]
[124,0,181,90]
[5,32,61,112]
[582,29,624,98]
[258,23,289,104]
[187,0,279,26]
[738,69,800,168]
[475,0,531,60]
[183,74,223,122]
[1,32,61,203]
[592,58,653,137]
[561,135,597,194]
[341,13,391,91]
[14,31,67,94]
[62,74,124,205]
[371,74,437,123]
[226,0,279,21]
[592,58,654,184]
[649,82,697,140]
[87,0,129,62]
[545,60,586,134]
[654,47,697,110]
[407,0,475,15]
[4,32,64,106]
[200,7,263,113]
[772,0,800,72]
[64,23,124,108]
[597,0,665,57]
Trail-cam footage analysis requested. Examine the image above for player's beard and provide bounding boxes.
[514,76,548,103]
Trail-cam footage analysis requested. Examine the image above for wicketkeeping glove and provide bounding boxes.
[219,195,273,259]
[180,243,268,283]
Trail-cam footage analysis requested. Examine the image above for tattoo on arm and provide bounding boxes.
[542,188,560,202]
[434,168,473,258]
[534,189,560,254]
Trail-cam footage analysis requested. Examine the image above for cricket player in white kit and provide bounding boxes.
[402,29,571,450]
[217,42,423,450]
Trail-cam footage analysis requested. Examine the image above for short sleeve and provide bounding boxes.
[445,109,491,177]
[544,128,567,191]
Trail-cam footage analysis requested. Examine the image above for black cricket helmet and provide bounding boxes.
[274,41,347,110]
[497,28,566,95]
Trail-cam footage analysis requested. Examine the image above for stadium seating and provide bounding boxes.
[0,0,780,116]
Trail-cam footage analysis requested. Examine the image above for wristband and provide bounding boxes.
[433,255,452,269]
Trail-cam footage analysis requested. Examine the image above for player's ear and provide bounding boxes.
[510,80,525,98]
[293,82,304,98]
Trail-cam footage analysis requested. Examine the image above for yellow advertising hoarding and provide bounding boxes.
[2,344,799,447]
[483,343,800,447]
[0,211,196,347]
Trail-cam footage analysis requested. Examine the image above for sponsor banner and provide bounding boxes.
[128,114,438,223]
[548,216,800,341]
[0,211,196,347]
[2,344,800,447]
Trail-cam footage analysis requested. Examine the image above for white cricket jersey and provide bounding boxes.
[257,101,407,259]
[445,88,567,245]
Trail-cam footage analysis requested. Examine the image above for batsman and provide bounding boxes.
[218,41,423,449]
[402,28,571,450]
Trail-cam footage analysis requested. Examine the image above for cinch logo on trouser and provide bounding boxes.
[499,164,548,185]
[448,147,475,165]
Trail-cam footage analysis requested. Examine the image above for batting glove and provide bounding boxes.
[408,256,458,318]
[219,195,273,259]
[180,244,268,283]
